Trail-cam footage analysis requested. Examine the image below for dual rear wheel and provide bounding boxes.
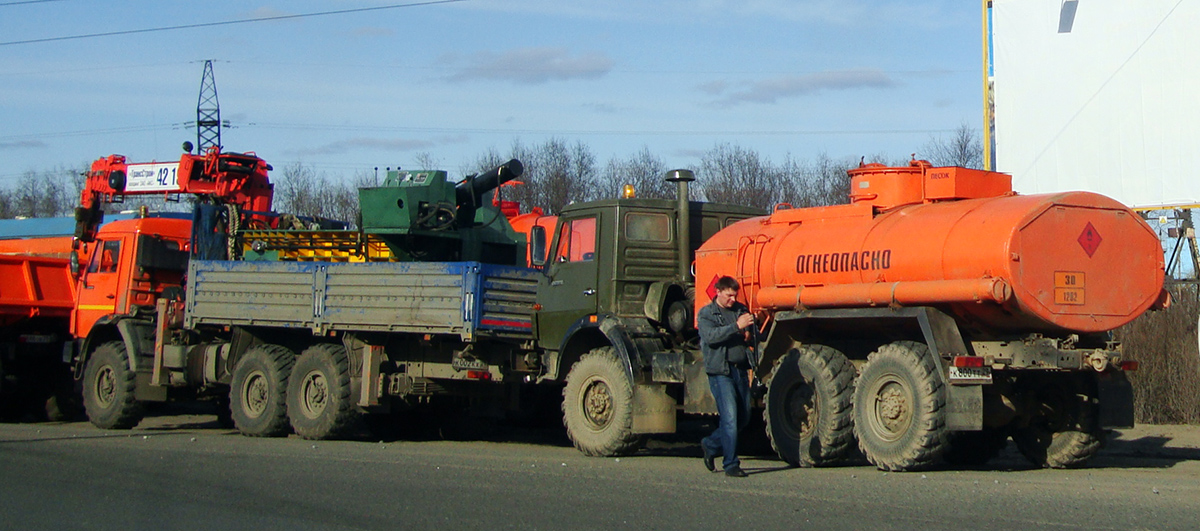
[764,340,1105,471]
[228,343,361,439]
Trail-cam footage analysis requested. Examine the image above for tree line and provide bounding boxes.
[0,124,983,222]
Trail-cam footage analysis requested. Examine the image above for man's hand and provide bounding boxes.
[736,313,754,330]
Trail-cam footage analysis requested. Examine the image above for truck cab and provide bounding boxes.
[532,173,761,455]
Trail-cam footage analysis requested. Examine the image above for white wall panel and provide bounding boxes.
[992,0,1199,208]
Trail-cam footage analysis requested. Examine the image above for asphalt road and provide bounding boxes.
[2,411,1198,531]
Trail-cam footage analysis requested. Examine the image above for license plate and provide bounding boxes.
[949,365,992,384]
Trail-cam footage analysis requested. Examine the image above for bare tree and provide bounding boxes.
[481,138,598,214]
[922,122,983,168]
[698,143,781,211]
[274,162,359,223]
[600,146,671,200]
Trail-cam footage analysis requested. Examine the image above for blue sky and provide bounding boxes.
[0,0,985,184]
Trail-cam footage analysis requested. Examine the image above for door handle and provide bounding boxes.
[106,294,115,299]
[583,288,596,296]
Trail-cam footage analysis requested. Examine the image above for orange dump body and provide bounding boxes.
[695,161,1166,335]
[0,233,80,324]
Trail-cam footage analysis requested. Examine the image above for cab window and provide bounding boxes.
[555,217,596,263]
[625,212,671,242]
[88,240,122,274]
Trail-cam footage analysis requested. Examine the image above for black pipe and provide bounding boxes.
[455,159,523,209]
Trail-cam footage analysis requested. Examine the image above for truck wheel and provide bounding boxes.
[763,344,855,467]
[562,347,644,456]
[82,341,145,429]
[944,429,1009,467]
[229,344,295,437]
[1013,375,1104,468]
[853,341,948,471]
[287,343,361,440]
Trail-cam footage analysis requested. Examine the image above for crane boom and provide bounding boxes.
[74,147,273,244]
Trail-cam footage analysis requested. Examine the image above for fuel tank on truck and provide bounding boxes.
[694,160,1167,336]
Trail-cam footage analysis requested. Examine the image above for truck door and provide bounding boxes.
[72,237,129,338]
[537,215,599,350]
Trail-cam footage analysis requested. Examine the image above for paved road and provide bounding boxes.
[2,412,1198,530]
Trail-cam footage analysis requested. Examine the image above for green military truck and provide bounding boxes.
[530,171,761,455]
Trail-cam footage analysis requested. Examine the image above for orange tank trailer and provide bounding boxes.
[695,160,1166,335]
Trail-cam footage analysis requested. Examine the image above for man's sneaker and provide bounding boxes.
[702,447,716,472]
[724,467,748,478]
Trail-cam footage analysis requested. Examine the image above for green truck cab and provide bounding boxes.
[531,171,762,455]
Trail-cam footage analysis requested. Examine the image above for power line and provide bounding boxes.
[0,0,466,46]
[0,0,65,6]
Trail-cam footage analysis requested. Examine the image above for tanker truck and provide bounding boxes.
[695,160,1167,471]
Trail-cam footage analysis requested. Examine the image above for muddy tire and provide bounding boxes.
[287,343,361,440]
[82,341,145,429]
[229,344,295,437]
[1013,375,1105,468]
[562,347,644,456]
[763,344,856,467]
[944,429,1009,467]
[853,341,949,471]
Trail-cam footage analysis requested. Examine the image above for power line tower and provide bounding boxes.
[195,60,222,153]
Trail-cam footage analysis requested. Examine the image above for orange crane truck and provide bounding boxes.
[0,148,274,422]
[695,160,1168,470]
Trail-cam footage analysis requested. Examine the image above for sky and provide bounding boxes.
[0,0,986,185]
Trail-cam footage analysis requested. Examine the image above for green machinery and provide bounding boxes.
[240,159,527,265]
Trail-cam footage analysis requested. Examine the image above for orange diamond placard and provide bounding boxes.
[1078,222,1102,258]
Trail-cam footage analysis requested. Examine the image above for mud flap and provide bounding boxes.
[1096,371,1135,429]
[632,383,676,434]
[683,360,716,415]
[946,384,983,431]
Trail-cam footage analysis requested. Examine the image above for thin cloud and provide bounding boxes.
[0,140,46,150]
[300,137,439,156]
[443,47,614,85]
[709,69,897,106]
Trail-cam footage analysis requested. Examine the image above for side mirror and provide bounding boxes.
[530,226,547,267]
[69,250,81,276]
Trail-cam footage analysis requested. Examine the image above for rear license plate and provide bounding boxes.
[948,365,992,384]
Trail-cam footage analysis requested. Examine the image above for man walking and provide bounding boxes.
[698,276,758,478]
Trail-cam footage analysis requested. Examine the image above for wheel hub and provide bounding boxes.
[242,370,269,418]
[300,370,328,418]
[581,378,613,428]
[786,384,817,437]
[873,380,911,440]
[94,365,116,407]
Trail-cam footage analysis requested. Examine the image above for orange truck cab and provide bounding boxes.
[71,217,191,343]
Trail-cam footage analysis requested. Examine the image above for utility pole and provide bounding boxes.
[196,60,221,153]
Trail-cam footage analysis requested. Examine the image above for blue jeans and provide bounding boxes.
[702,365,751,471]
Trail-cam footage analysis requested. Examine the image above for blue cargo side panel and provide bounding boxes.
[185,260,539,340]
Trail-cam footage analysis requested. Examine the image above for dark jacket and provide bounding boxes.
[697,299,760,376]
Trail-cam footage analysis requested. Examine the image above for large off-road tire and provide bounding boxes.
[562,347,644,456]
[82,341,145,429]
[229,344,295,437]
[1013,374,1105,468]
[853,341,949,471]
[944,428,1009,467]
[763,344,856,467]
[287,343,361,440]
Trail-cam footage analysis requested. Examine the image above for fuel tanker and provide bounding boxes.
[695,160,1167,471]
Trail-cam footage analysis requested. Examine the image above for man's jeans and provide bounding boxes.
[701,365,751,471]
